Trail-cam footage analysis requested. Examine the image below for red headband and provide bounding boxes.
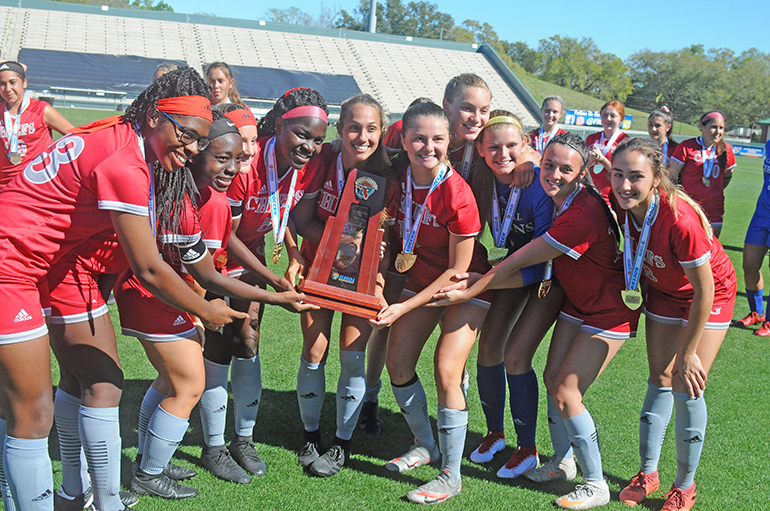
[157,95,213,122]
[225,108,257,129]
[281,105,327,122]
[701,111,724,124]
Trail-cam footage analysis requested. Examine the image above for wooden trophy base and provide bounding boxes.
[301,280,382,319]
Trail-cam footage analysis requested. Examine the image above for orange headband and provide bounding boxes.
[225,108,257,128]
[157,95,212,122]
[281,105,327,122]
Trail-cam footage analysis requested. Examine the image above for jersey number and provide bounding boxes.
[23,136,85,184]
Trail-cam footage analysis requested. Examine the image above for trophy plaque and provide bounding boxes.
[300,169,386,319]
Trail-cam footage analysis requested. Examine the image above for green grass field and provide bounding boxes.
[39,108,769,510]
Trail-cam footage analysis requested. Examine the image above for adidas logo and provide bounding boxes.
[324,180,333,189]
[684,435,702,444]
[640,415,651,424]
[299,392,318,399]
[182,248,201,262]
[437,427,449,434]
[548,417,556,424]
[0,64,9,71]
[513,418,525,426]
[32,489,52,502]
[340,395,356,402]
[172,315,187,326]
[246,398,259,407]
[214,405,226,413]
[13,308,32,322]
[400,407,408,414]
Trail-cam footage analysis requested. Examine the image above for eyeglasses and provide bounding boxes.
[161,111,210,151]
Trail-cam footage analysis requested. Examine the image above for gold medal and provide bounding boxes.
[8,152,20,165]
[488,256,504,267]
[702,176,711,188]
[271,242,283,265]
[394,252,417,273]
[621,288,643,310]
[538,279,552,298]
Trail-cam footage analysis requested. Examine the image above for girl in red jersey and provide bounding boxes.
[647,106,678,166]
[529,95,567,154]
[369,102,491,505]
[288,93,400,477]
[443,74,492,180]
[0,60,73,188]
[433,132,639,509]
[198,89,329,483]
[669,111,736,238]
[586,100,630,198]
[205,62,244,107]
[0,67,247,511]
[611,138,736,511]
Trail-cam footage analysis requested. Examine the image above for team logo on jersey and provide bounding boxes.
[181,248,201,262]
[13,308,32,323]
[354,177,378,200]
[24,136,85,184]
[172,315,187,326]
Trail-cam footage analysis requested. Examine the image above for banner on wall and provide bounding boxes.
[731,144,763,158]
[564,109,633,130]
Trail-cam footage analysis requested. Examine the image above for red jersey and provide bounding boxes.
[394,163,490,291]
[383,120,403,150]
[585,130,629,197]
[198,186,232,271]
[0,98,54,188]
[619,196,736,309]
[0,122,150,281]
[543,188,627,319]
[528,127,568,153]
[670,138,736,224]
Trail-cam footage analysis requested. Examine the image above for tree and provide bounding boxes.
[263,7,313,25]
[47,0,172,10]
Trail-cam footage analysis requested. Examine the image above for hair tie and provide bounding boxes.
[701,111,724,124]
[0,61,25,80]
[485,116,522,131]
[207,118,240,140]
[225,108,257,129]
[281,105,328,122]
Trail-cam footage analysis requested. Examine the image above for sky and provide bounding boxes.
[166,0,769,59]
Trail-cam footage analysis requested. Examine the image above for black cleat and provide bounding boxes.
[131,470,198,500]
[120,490,139,508]
[298,430,323,468]
[359,400,382,435]
[201,444,251,483]
[309,443,347,477]
[132,455,197,481]
[228,435,267,477]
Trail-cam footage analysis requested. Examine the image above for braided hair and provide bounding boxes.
[257,87,328,137]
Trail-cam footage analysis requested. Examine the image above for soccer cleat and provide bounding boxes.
[358,400,382,435]
[660,484,696,511]
[298,431,323,468]
[523,455,577,483]
[619,470,659,506]
[555,479,610,509]
[385,440,440,473]
[228,435,267,477]
[755,321,770,337]
[309,444,347,477]
[734,311,765,327]
[406,470,461,505]
[131,470,199,500]
[132,455,197,481]
[119,491,139,508]
[496,445,539,479]
[54,488,93,511]
[201,444,251,484]
[469,430,506,463]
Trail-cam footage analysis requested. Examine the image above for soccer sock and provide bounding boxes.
[79,406,122,511]
[507,370,539,447]
[297,356,326,432]
[136,386,165,455]
[564,409,603,482]
[547,394,573,458]
[336,350,366,441]
[673,392,707,489]
[199,358,230,447]
[0,418,15,511]
[639,380,674,474]
[391,375,435,448]
[54,388,89,497]
[4,436,52,511]
[141,406,189,476]
[231,354,262,439]
[364,379,381,403]
[746,288,764,315]
[477,363,505,433]
[437,406,467,483]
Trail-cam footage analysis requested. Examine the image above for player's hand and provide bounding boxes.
[278,290,319,313]
[271,276,293,293]
[285,251,306,289]
[513,161,535,189]
[200,298,248,330]
[369,302,407,328]
[428,272,481,307]
[673,352,707,399]
[380,241,387,261]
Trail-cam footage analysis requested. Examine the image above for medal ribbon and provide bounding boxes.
[491,180,522,248]
[459,141,474,180]
[266,137,297,245]
[537,124,559,154]
[403,163,448,255]
[542,184,583,282]
[2,96,29,159]
[335,152,345,198]
[135,125,156,238]
[623,193,658,291]
[698,136,719,178]
[661,138,668,167]
[599,129,623,159]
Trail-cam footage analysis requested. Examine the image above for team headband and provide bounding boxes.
[556,141,588,164]
[207,118,240,141]
[0,61,25,79]
[281,105,328,122]
[157,96,213,122]
[701,111,724,124]
[225,108,257,129]
[485,116,522,130]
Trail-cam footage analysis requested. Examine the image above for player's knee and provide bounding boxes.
[9,395,54,438]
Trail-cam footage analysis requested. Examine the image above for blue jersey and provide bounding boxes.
[494,167,553,286]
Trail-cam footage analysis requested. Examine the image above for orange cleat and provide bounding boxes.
[734,311,765,328]
[619,470,659,506]
[660,484,696,511]
[755,321,770,337]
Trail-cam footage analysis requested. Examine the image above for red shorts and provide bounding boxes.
[644,286,735,330]
[0,279,48,344]
[560,300,641,340]
[114,271,197,342]
[225,243,266,278]
[47,264,109,325]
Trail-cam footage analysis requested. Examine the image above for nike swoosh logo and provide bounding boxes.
[549,470,565,477]
[558,498,588,507]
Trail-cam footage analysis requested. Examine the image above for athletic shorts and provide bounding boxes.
[0,279,48,344]
[47,265,109,325]
[644,286,735,330]
[744,209,770,247]
[114,272,197,342]
[559,300,640,340]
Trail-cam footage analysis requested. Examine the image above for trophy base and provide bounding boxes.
[301,280,381,320]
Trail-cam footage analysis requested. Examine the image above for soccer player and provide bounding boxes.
[0,60,73,188]
[370,101,491,504]
[647,106,678,166]
[529,96,567,154]
[585,100,629,199]
[433,132,639,509]
[205,62,244,107]
[216,103,258,173]
[669,111,736,238]
[198,88,329,483]
[466,111,563,478]
[611,138,736,511]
